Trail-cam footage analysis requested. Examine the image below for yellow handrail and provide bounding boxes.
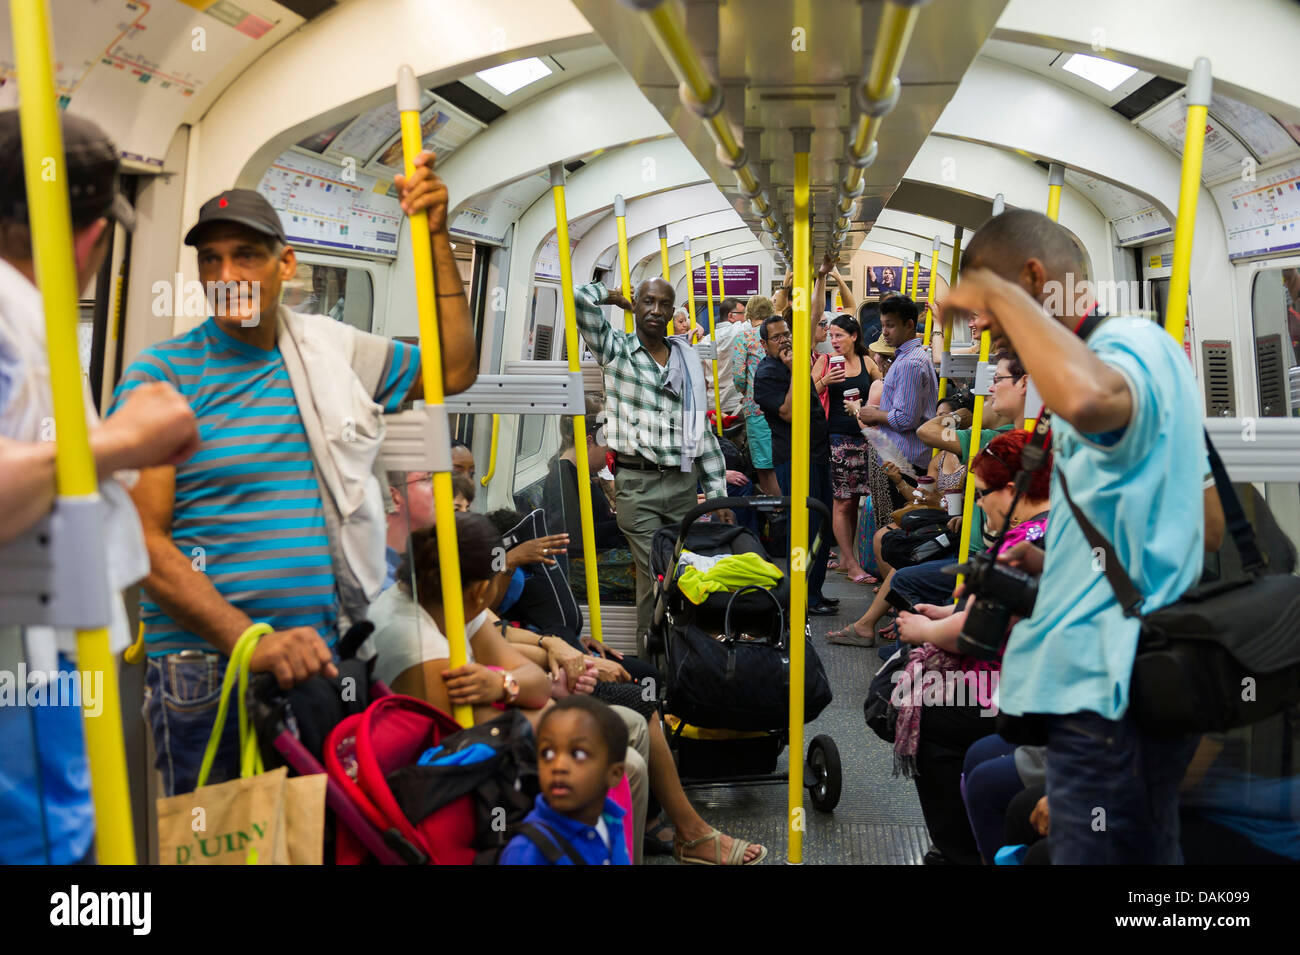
[1166,59,1211,345]
[954,328,993,594]
[830,0,924,259]
[614,194,633,333]
[397,66,471,727]
[704,252,722,436]
[480,413,499,487]
[658,224,670,281]
[1045,162,1065,224]
[13,0,136,864]
[787,136,812,865]
[909,252,921,301]
[923,235,940,351]
[550,163,604,645]
[683,236,698,342]
[936,224,963,405]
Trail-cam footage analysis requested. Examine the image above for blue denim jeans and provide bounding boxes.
[1045,709,1198,865]
[890,557,958,608]
[144,652,240,797]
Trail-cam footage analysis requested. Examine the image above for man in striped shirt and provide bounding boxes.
[573,277,730,647]
[114,154,476,795]
[854,296,938,474]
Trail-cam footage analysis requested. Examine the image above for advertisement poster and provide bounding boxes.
[872,265,929,300]
[692,264,759,297]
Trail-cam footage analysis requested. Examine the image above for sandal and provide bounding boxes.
[847,571,879,585]
[644,817,675,857]
[826,624,875,647]
[674,828,767,865]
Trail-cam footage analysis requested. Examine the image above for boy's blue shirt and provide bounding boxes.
[499,793,629,865]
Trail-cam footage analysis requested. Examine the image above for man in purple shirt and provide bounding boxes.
[854,296,937,473]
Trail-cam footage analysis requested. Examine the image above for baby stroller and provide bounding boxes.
[647,496,843,812]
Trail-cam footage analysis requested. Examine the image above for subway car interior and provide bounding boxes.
[2,0,1300,873]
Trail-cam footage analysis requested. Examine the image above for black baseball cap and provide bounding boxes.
[0,109,135,232]
[184,188,287,247]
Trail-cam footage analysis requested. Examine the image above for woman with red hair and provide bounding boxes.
[891,429,1052,864]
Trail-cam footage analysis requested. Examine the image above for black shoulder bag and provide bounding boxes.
[1057,432,1300,737]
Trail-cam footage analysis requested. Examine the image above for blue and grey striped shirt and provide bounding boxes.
[877,337,938,470]
[112,317,418,656]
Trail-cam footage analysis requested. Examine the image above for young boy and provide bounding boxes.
[452,473,475,513]
[500,696,630,865]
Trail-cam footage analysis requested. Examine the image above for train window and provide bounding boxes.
[1249,268,1300,418]
[1148,277,1171,328]
[282,261,374,333]
[527,285,559,361]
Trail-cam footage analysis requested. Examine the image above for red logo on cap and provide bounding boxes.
[218,198,228,208]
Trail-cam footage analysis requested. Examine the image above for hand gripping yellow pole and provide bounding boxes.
[683,235,698,341]
[1166,58,1211,345]
[12,0,136,865]
[704,251,723,436]
[550,163,604,645]
[614,194,634,333]
[909,252,921,301]
[397,66,471,727]
[658,225,671,282]
[787,130,813,865]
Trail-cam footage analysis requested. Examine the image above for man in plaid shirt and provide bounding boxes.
[574,277,732,646]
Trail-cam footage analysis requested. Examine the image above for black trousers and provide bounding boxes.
[914,700,991,865]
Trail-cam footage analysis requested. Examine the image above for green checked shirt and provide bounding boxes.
[573,281,727,502]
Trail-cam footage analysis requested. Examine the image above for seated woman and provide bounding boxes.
[827,392,969,647]
[371,512,766,865]
[543,396,637,603]
[891,429,1052,865]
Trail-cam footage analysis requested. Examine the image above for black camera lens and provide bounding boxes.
[957,597,1013,661]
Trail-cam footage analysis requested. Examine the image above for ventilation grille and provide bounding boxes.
[1256,334,1287,417]
[533,323,554,363]
[1202,340,1235,417]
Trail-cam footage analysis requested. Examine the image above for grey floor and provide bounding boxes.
[648,561,931,865]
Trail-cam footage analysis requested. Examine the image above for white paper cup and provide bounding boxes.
[843,388,860,402]
[945,491,964,516]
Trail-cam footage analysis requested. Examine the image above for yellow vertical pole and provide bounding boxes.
[909,251,921,301]
[550,163,604,645]
[1028,166,1067,432]
[923,235,940,350]
[683,235,698,343]
[398,66,471,727]
[480,414,500,488]
[787,131,812,865]
[954,328,993,592]
[704,251,722,436]
[1166,58,1211,345]
[659,225,671,282]
[1045,162,1065,224]
[717,257,727,301]
[12,0,136,864]
[899,257,908,295]
[936,225,963,404]
[614,194,634,333]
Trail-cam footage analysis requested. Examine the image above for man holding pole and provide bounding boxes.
[572,277,731,650]
[114,152,477,795]
[0,111,200,861]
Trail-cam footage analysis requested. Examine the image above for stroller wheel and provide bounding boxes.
[806,735,842,813]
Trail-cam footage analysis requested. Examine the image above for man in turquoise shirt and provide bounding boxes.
[945,209,1224,865]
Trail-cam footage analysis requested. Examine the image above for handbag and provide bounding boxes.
[666,586,833,730]
[1057,431,1300,738]
[880,509,957,570]
[863,648,908,743]
[156,624,327,865]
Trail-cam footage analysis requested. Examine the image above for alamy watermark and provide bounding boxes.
[0,665,104,717]
[151,274,262,326]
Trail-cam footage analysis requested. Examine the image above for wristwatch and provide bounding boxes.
[487,665,519,704]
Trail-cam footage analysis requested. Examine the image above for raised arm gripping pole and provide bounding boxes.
[658,224,671,282]
[1166,58,1211,346]
[550,163,604,645]
[398,65,471,727]
[704,251,722,436]
[615,194,634,333]
[11,0,135,863]
[787,128,813,865]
